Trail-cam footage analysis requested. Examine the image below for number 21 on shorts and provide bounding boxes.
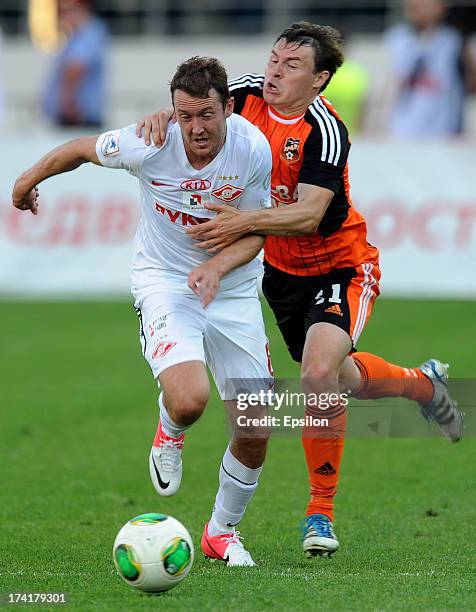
[315,284,341,305]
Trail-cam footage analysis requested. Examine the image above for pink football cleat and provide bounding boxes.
[201,523,256,566]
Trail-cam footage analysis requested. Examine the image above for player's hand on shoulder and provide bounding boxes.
[188,263,221,308]
[135,107,175,147]
[12,179,39,215]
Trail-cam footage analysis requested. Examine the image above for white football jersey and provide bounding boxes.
[96,114,272,297]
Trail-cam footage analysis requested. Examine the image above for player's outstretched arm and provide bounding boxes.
[188,234,264,307]
[250,183,334,235]
[12,137,100,215]
[187,184,334,252]
[135,107,175,147]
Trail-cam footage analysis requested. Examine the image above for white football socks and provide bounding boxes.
[158,392,190,439]
[208,444,263,536]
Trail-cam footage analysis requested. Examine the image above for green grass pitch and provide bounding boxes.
[1,299,475,610]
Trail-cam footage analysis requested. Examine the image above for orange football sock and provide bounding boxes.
[352,352,433,404]
[302,406,347,522]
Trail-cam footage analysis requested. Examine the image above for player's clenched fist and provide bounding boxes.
[12,180,40,215]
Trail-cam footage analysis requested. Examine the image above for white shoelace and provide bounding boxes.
[220,532,255,565]
[158,438,183,472]
[220,531,243,546]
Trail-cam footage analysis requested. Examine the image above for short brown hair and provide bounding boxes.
[170,57,230,108]
[275,21,344,92]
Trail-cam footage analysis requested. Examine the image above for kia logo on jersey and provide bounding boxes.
[181,179,211,191]
[211,184,244,203]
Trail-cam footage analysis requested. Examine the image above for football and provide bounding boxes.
[113,513,194,593]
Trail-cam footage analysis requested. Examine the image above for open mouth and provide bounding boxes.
[194,137,209,146]
[265,82,278,93]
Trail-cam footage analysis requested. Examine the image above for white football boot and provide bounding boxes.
[201,523,256,566]
[419,359,464,442]
[149,420,184,496]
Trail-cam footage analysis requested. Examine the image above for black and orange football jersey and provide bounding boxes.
[229,74,379,276]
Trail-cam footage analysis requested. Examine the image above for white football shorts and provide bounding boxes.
[134,278,274,400]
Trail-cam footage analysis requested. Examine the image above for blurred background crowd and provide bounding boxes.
[1,0,476,138]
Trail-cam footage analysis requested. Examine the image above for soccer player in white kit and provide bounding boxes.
[12,57,274,566]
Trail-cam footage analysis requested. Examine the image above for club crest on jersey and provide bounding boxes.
[101,133,120,156]
[211,184,244,203]
[152,341,176,359]
[280,137,300,163]
[180,179,211,191]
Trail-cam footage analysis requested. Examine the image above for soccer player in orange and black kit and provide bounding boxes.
[138,22,463,560]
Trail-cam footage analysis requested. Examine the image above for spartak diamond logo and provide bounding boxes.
[152,341,176,359]
[211,184,244,203]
